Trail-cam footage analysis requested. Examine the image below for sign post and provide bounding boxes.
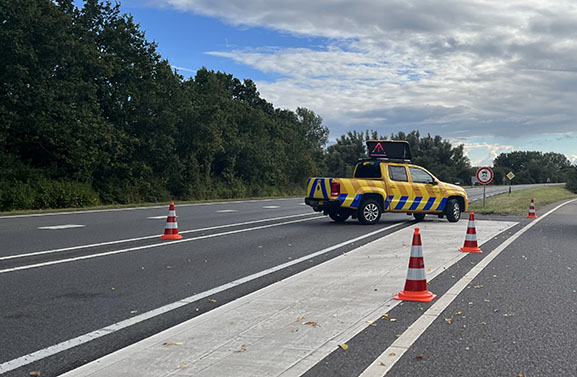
[476,167,494,206]
[506,171,515,195]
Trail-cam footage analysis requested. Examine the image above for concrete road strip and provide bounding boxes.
[37,225,86,230]
[58,219,516,377]
[0,222,407,374]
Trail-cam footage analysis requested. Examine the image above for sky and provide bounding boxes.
[107,0,577,167]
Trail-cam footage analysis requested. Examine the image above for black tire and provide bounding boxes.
[445,198,461,222]
[357,198,382,225]
[328,210,350,222]
[413,213,426,222]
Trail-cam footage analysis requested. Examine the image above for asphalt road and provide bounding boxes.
[0,184,566,376]
[304,197,577,377]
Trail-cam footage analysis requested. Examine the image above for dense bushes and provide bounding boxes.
[0,0,327,211]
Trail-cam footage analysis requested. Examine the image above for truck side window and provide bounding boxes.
[388,166,408,182]
[354,162,382,178]
[409,167,434,184]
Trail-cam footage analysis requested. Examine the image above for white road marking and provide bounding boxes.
[37,225,86,230]
[0,198,301,219]
[216,210,237,213]
[262,206,280,209]
[359,197,577,377]
[0,215,327,275]
[0,212,318,262]
[0,222,408,374]
[146,216,167,220]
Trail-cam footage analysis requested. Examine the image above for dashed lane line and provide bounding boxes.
[37,225,86,230]
[0,215,325,275]
[0,212,319,262]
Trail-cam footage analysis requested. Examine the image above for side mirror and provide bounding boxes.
[431,180,439,185]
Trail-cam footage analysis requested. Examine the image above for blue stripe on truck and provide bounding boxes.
[409,197,422,210]
[320,179,329,199]
[351,194,362,208]
[308,179,318,198]
[395,196,409,210]
[423,197,436,210]
[436,198,447,211]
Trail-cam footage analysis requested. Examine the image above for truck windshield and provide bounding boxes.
[354,162,381,178]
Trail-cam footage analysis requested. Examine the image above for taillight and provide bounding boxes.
[331,181,340,197]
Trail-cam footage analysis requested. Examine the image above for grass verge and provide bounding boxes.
[470,185,577,215]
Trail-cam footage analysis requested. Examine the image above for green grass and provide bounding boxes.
[469,185,577,215]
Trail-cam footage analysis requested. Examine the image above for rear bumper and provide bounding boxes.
[304,198,342,212]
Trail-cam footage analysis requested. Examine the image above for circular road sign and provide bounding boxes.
[476,167,494,185]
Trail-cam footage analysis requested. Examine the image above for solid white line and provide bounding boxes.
[263,206,280,209]
[359,198,577,377]
[0,212,318,262]
[0,198,301,219]
[37,225,86,230]
[0,215,324,275]
[0,221,409,374]
[216,210,237,213]
[146,216,167,220]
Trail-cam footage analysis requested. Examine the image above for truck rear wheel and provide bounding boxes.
[358,199,382,225]
[328,210,350,222]
[445,198,461,222]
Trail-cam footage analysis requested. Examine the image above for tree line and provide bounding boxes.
[0,0,328,210]
[1,1,575,212]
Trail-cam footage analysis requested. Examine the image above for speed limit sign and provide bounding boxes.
[476,167,494,185]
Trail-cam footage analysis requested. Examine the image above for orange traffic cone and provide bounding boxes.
[459,211,482,253]
[527,197,538,219]
[161,201,183,239]
[395,228,437,302]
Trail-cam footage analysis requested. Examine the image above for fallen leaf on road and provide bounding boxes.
[130,310,138,314]
[296,316,306,322]
[380,362,387,366]
[389,318,397,322]
[382,314,389,319]
[340,344,349,350]
[304,321,319,327]
[444,318,453,324]
[474,285,483,289]
[484,299,491,302]
[389,352,396,356]
[208,299,217,303]
[177,364,188,369]
[416,356,425,360]
[234,344,247,353]
[456,311,463,315]
[481,322,487,325]
[29,372,41,376]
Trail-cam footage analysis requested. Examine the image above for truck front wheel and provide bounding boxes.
[358,199,382,225]
[445,198,461,222]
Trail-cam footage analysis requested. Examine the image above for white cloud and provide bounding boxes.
[152,0,577,160]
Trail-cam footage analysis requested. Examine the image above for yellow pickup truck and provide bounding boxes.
[305,140,468,224]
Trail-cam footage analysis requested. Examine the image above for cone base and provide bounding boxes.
[527,214,537,219]
[161,234,183,240]
[460,246,482,253]
[394,290,436,302]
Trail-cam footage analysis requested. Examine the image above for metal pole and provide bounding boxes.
[483,184,486,207]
